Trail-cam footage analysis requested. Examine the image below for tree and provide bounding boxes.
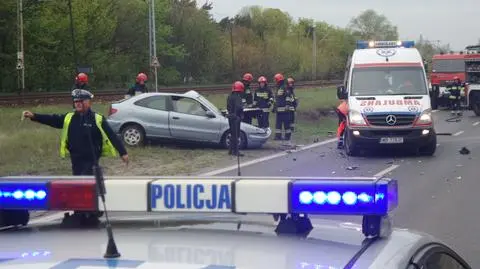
[348,10,398,40]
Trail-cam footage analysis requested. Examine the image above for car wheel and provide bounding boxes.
[121,124,145,147]
[344,131,360,156]
[223,131,247,150]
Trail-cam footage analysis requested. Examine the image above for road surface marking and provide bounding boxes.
[199,138,337,176]
[473,121,480,126]
[436,143,440,146]
[453,131,464,136]
[432,110,439,113]
[373,164,400,178]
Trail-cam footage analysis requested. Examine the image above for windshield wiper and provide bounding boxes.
[388,92,423,95]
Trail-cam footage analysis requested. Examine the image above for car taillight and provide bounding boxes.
[108,105,118,116]
[49,179,97,211]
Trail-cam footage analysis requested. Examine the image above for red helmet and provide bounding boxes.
[243,73,254,82]
[76,73,88,83]
[232,81,245,92]
[274,73,284,83]
[136,73,148,83]
[258,76,267,83]
[287,77,295,84]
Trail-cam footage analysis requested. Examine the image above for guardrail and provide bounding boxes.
[0,80,341,106]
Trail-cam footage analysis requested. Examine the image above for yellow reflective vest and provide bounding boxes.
[60,112,118,158]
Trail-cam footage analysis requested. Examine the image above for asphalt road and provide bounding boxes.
[28,109,480,267]
[214,109,480,267]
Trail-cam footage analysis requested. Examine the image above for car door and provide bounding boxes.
[132,95,170,138]
[406,243,472,269]
[169,96,222,142]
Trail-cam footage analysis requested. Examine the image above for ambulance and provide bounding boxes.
[337,40,437,156]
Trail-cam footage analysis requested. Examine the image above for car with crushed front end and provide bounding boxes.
[106,90,272,149]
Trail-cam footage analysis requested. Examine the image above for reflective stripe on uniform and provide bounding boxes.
[275,129,282,134]
[276,107,286,112]
[285,129,291,134]
[262,108,270,112]
[59,112,118,158]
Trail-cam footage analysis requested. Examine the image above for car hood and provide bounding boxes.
[0,216,366,269]
[349,95,430,114]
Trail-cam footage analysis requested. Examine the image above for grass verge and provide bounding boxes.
[0,87,338,176]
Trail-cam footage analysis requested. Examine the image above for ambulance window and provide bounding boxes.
[351,66,427,96]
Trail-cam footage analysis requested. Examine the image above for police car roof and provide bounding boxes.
[352,48,423,65]
[0,215,436,269]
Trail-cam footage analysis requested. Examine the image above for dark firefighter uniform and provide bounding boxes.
[336,100,348,149]
[273,73,292,140]
[253,76,274,128]
[241,73,255,124]
[286,77,298,132]
[127,72,148,97]
[72,72,90,90]
[226,81,245,156]
[448,77,464,115]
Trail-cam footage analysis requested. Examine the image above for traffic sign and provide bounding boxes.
[151,57,160,67]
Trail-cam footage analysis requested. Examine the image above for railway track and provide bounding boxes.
[0,80,341,107]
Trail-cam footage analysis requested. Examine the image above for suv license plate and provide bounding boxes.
[379,137,404,144]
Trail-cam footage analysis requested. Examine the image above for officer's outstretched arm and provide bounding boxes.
[31,113,66,129]
[101,116,128,156]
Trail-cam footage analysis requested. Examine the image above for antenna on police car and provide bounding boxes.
[83,114,121,259]
[236,128,241,176]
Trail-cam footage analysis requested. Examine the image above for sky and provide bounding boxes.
[205,0,479,51]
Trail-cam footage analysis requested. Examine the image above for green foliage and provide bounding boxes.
[348,9,398,40]
[1,3,407,92]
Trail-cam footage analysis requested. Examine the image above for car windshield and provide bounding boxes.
[197,95,222,115]
[351,66,428,96]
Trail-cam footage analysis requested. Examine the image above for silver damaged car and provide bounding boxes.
[107,90,272,148]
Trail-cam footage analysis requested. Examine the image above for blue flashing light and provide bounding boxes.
[0,181,49,210]
[290,178,398,216]
[356,40,415,49]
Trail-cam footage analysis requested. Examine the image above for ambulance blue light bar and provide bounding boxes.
[290,178,398,215]
[356,40,415,49]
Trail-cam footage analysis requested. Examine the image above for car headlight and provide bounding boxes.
[254,127,267,134]
[349,110,367,126]
[415,111,432,125]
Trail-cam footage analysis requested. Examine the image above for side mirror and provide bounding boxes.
[336,85,348,100]
[206,111,216,118]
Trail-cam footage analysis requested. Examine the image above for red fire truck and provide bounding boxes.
[465,45,480,115]
[429,53,466,109]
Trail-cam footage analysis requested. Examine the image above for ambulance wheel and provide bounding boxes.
[473,104,480,116]
[344,131,360,156]
[0,210,30,227]
[419,137,437,156]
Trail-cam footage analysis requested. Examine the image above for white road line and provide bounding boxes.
[32,138,338,223]
[373,164,400,178]
[199,138,337,176]
[453,131,464,136]
[473,121,480,126]
[432,110,439,113]
[436,143,440,147]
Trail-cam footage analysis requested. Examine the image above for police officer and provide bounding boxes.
[72,73,90,90]
[448,76,464,115]
[253,76,274,129]
[286,77,298,132]
[126,72,148,98]
[272,73,291,141]
[336,99,349,149]
[22,89,129,223]
[241,73,255,124]
[226,81,245,156]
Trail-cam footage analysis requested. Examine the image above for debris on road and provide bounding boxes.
[386,160,394,164]
[346,166,358,170]
[459,147,470,155]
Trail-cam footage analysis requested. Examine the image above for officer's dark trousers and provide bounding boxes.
[289,112,295,131]
[275,112,291,140]
[228,117,241,155]
[257,111,270,128]
[70,157,103,219]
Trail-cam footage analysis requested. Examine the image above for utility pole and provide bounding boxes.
[67,0,78,72]
[312,24,317,81]
[148,0,159,92]
[230,20,235,81]
[17,0,25,95]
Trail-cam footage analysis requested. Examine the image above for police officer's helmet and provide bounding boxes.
[71,89,94,101]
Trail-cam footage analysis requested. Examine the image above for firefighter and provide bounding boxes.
[253,76,274,128]
[448,76,464,115]
[286,77,298,132]
[336,99,349,149]
[241,73,255,124]
[126,72,148,97]
[226,81,245,156]
[72,73,90,90]
[272,73,292,140]
[22,89,129,224]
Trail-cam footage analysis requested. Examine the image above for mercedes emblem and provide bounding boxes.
[385,115,397,125]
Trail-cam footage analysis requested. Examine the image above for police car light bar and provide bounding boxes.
[0,176,398,217]
[356,40,415,49]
